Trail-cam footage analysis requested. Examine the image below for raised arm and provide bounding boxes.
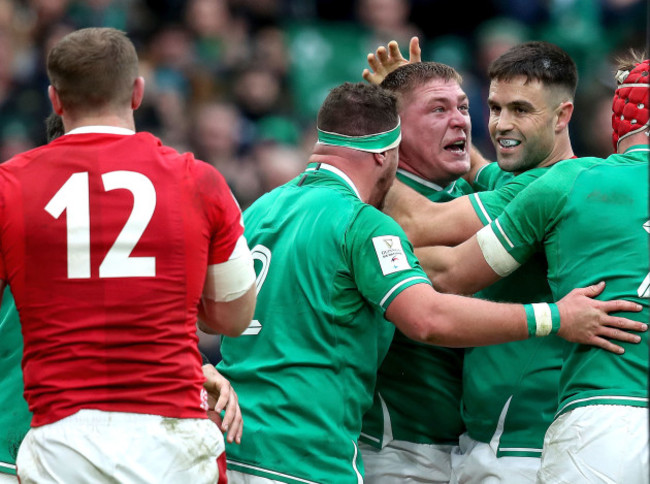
[362,36,422,85]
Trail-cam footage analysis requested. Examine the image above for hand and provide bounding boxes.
[362,36,422,85]
[556,281,646,354]
[202,363,244,444]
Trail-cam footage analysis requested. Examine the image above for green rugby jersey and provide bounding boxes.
[486,146,649,419]
[465,165,563,457]
[360,169,472,448]
[0,288,31,476]
[218,163,431,484]
[472,161,514,192]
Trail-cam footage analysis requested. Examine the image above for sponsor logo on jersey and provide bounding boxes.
[372,236,411,275]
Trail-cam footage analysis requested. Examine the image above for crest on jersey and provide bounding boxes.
[372,236,411,275]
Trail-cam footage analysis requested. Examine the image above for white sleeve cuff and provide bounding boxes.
[476,225,520,277]
[203,236,256,302]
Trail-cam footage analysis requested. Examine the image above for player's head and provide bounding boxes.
[317,82,400,208]
[381,62,471,186]
[318,82,399,137]
[46,28,140,116]
[486,41,577,173]
[611,52,649,152]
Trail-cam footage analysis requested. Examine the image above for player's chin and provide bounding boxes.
[443,157,471,177]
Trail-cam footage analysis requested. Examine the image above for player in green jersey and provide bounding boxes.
[216,81,644,484]
[0,289,30,482]
[364,39,580,482]
[358,61,473,484]
[418,54,649,484]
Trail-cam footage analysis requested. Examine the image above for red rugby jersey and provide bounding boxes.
[0,128,244,426]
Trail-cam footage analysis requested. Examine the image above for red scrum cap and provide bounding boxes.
[611,59,650,150]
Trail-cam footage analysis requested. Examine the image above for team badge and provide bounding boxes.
[372,236,411,275]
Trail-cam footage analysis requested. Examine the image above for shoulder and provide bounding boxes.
[351,203,409,240]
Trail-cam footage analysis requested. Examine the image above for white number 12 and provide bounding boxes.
[45,171,156,279]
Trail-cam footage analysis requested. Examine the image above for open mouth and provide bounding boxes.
[445,139,466,153]
[498,138,521,149]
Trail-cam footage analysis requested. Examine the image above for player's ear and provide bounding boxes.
[48,85,64,115]
[373,151,386,167]
[132,76,145,110]
[554,100,574,133]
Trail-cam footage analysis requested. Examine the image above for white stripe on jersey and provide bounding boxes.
[471,194,493,223]
[379,277,430,308]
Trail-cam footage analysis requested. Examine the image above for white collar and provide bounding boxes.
[306,163,362,200]
[66,126,136,136]
[397,168,456,192]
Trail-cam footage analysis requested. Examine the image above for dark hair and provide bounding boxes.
[317,82,398,136]
[45,112,64,142]
[46,27,138,113]
[381,62,463,97]
[488,41,578,99]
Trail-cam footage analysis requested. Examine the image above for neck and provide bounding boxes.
[618,130,650,153]
[308,146,376,203]
[62,111,136,134]
[523,132,575,173]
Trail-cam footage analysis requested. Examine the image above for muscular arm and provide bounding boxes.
[383,181,483,246]
[385,280,645,352]
[414,237,500,295]
[199,236,257,337]
[199,283,256,337]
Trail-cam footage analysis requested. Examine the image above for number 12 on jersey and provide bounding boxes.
[45,171,157,279]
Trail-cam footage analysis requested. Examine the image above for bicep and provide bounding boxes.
[408,196,483,247]
[417,237,501,295]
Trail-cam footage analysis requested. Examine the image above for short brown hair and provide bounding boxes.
[47,28,138,113]
[317,82,398,136]
[380,62,463,97]
[488,41,577,100]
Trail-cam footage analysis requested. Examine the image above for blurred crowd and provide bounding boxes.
[0,0,646,209]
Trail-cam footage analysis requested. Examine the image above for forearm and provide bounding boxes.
[387,283,530,347]
[422,292,530,347]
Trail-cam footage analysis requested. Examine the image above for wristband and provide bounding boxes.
[524,303,561,337]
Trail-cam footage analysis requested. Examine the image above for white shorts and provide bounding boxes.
[538,405,648,484]
[16,409,224,484]
[227,470,287,484]
[450,433,540,484]
[0,473,18,483]
[359,440,455,483]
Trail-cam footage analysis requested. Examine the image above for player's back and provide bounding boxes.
[219,165,396,483]
[0,130,240,426]
[546,149,649,415]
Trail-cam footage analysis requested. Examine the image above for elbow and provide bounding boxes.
[431,272,456,294]
[199,284,257,337]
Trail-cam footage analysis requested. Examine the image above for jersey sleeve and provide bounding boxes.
[478,169,569,276]
[344,206,431,311]
[472,162,514,192]
[195,161,246,265]
[469,168,549,226]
